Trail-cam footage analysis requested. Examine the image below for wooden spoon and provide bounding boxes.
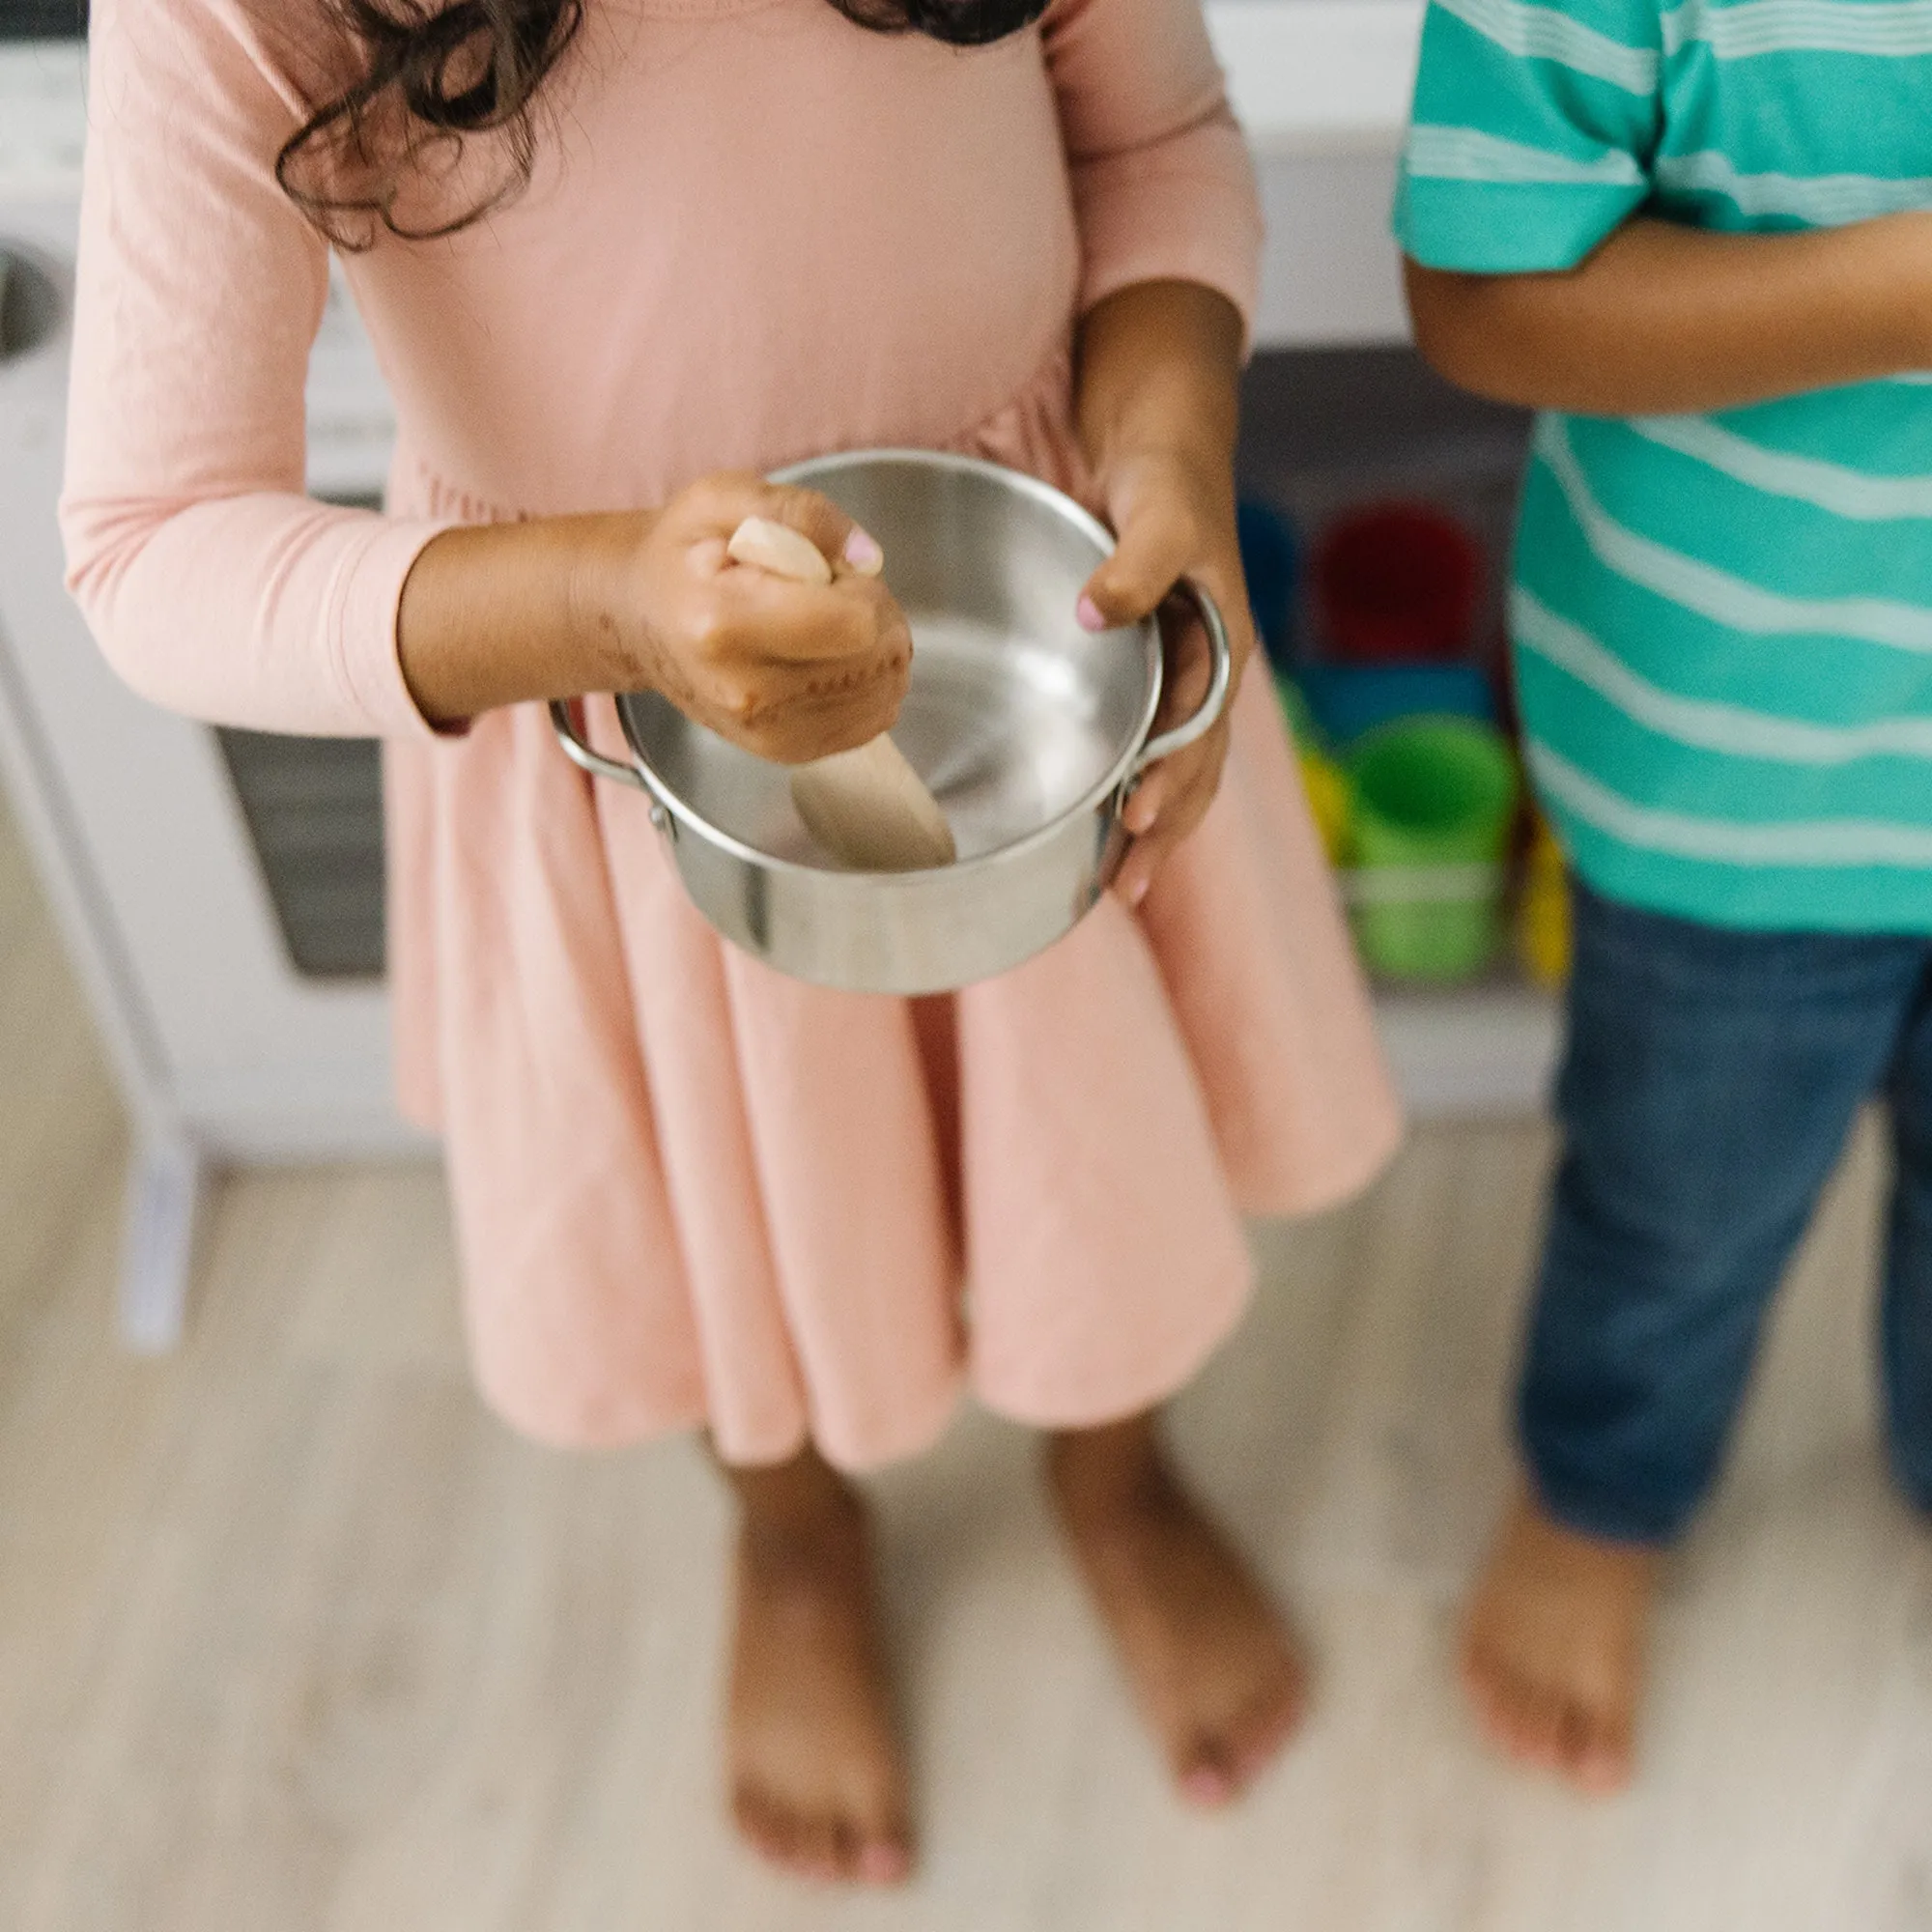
[726,516,956,872]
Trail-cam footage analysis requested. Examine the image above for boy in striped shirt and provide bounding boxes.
[1398,0,1932,1791]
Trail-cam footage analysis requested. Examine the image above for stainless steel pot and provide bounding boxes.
[551,448,1231,994]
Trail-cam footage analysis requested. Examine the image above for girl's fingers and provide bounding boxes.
[760,483,886,579]
[1115,815,1178,908]
[723,650,912,760]
[1113,724,1229,906]
[1114,565,1232,838]
[1079,497,1199,630]
[681,474,887,581]
[722,567,912,666]
[1121,764,1166,837]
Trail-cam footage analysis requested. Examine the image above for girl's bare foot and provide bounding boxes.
[1461,1489,1662,1795]
[722,1448,913,1886]
[1047,1413,1307,1806]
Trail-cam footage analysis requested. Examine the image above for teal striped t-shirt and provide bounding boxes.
[1394,0,1932,931]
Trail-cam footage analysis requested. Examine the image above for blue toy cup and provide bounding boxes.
[1237,497,1300,670]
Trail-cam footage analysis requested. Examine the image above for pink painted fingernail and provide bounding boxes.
[1076,593,1107,633]
[1129,875,1151,907]
[843,526,885,575]
[1181,1764,1233,1806]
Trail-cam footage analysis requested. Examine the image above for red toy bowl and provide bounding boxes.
[1314,502,1483,664]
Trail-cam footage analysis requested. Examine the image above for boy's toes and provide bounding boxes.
[1527,1685,1574,1771]
[1470,1651,1560,1771]
[1460,1492,1658,1796]
[1461,1644,1508,1741]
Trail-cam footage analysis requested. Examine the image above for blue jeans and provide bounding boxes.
[1524,877,1932,1544]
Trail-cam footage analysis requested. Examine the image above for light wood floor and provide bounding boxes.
[4,799,1930,1932]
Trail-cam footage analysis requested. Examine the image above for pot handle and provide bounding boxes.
[550,697,683,841]
[1128,577,1235,784]
[550,698,645,789]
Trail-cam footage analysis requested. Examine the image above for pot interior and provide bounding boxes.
[616,453,1159,868]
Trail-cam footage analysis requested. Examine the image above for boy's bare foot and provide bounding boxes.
[1047,1414,1307,1806]
[723,1450,913,1886]
[1461,1489,1662,1795]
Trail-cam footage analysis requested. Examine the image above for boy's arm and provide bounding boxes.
[1406,212,1932,417]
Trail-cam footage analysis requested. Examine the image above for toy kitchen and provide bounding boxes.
[0,0,1558,1350]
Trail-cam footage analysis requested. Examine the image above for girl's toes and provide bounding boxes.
[1576,1720,1634,1795]
[794,1816,844,1884]
[1179,1749,1238,1808]
[826,1818,865,1882]
[733,1786,796,1870]
[1197,1682,1302,1799]
[869,1807,916,1881]
[1233,1684,1304,1784]
[1554,1698,1595,1778]
[1517,1685,1569,1771]
[726,1496,912,1885]
[858,1834,914,1886]
[1257,1667,1308,1742]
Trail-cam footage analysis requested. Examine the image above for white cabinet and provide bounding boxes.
[1212,0,1421,350]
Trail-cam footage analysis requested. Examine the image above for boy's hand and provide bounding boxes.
[1079,444,1255,907]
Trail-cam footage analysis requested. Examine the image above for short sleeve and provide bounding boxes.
[1394,0,1664,273]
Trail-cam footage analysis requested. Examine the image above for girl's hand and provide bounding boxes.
[575,475,912,764]
[1071,279,1254,908]
[397,474,910,758]
[1078,444,1256,907]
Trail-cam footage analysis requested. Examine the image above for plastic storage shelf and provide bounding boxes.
[1240,345,1561,1115]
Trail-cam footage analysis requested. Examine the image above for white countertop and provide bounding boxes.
[0,4,1419,204]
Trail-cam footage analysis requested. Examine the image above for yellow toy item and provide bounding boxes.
[1298,747,1350,867]
[1272,671,1351,867]
[1519,813,1572,987]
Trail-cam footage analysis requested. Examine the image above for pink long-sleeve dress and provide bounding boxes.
[62,0,1403,1468]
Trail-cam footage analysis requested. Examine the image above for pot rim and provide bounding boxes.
[613,448,1162,883]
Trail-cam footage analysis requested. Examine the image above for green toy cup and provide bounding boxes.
[1345,716,1519,980]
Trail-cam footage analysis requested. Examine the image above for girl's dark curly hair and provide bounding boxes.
[279,0,1052,245]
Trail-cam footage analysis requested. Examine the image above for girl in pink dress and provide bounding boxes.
[63,0,1402,1884]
